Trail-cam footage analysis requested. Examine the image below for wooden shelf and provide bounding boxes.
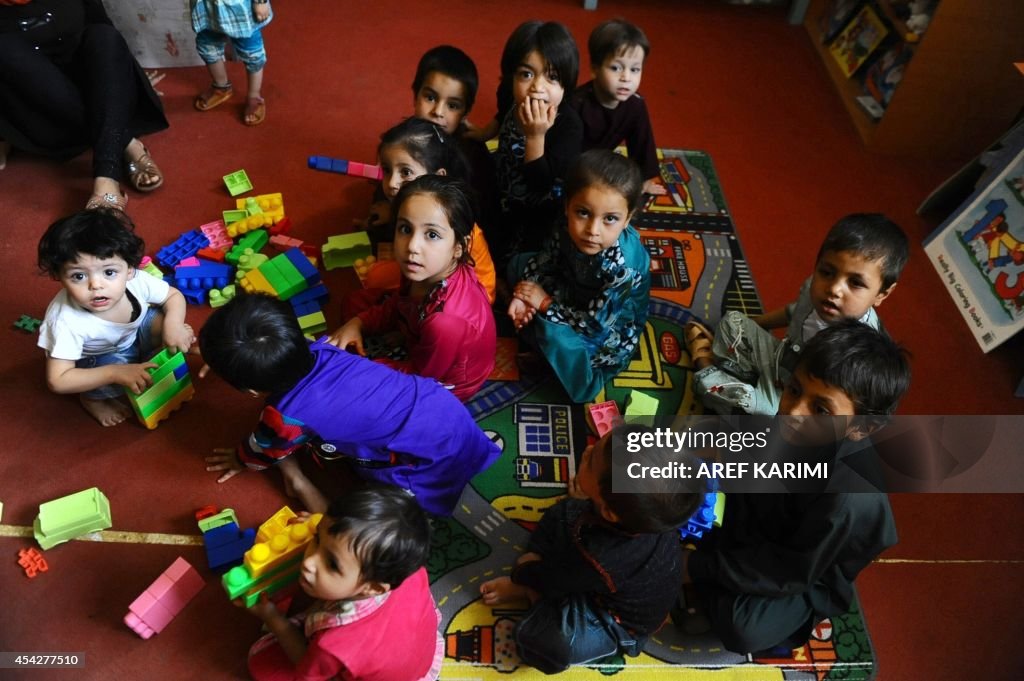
[875,0,916,42]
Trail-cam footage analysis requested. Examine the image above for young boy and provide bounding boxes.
[199,293,500,516]
[245,486,443,681]
[36,208,193,427]
[479,425,704,673]
[681,320,910,654]
[571,19,665,196]
[686,213,908,415]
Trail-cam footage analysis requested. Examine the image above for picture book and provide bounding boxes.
[864,42,914,107]
[819,0,865,44]
[828,4,889,78]
[924,142,1024,351]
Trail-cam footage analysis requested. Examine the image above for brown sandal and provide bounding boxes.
[86,190,128,212]
[244,96,266,126]
[125,145,163,192]
[684,320,716,364]
[194,82,233,111]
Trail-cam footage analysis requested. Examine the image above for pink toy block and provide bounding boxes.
[587,401,622,437]
[269,234,305,253]
[124,557,204,639]
[200,219,233,250]
[177,256,200,268]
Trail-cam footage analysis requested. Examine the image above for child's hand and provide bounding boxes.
[507,298,535,330]
[252,1,271,22]
[111,362,157,394]
[513,281,549,310]
[325,319,365,355]
[516,98,557,139]
[206,448,246,483]
[243,592,283,623]
[642,178,668,196]
[163,322,196,355]
[566,475,588,500]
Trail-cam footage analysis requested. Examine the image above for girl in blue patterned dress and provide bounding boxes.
[508,149,650,402]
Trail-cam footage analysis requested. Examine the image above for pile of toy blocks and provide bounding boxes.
[222,506,321,606]
[197,507,256,572]
[126,348,194,430]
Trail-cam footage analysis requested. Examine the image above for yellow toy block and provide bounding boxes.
[227,213,274,238]
[238,268,277,296]
[236,193,284,223]
[256,506,297,544]
[139,384,195,430]
[243,512,321,578]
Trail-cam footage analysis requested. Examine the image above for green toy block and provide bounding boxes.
[34,488,112,550]
[624,390,659,417]
[126,349,192,428]
[223,209,249,224]
[321,232,371,270]
[199,508,239,533]
[226,229,269,265]
[297,311,327,335]
[223,170,253,197]
[259,256,305,300]
[244,197,263,215]
[14,315,42,333]
[209,285,237,308]
[222,556,303,605]
[713,492,725,528]
[237,248,270,274]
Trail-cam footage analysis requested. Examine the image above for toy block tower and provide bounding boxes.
[126,349,195,429]
[33,487,112,550]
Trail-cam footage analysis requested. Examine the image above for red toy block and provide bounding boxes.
[268,216,292,237]
[269,234,305,253]
[196,247,227,263]
[124,557,204,639]
[17,548,48,578]
[195,505,218,521]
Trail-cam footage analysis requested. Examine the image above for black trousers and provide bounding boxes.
[0,23,140,181]
[695,581,819,654]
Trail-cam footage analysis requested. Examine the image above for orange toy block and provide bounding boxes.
[17,548,48,578]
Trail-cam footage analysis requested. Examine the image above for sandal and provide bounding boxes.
[684,320,716,364]
[244,96,266,126]
[125,145,163,192]
[86,189,128,212]
[194,82,233,111]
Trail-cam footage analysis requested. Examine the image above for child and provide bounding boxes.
[571,19,665,196]
[246,486,443,681]
[480,424,704,673]
[492,20,583,264]
[411,44,500,239]
[508,149,650,403]
[685,213,908,416]
[681,320,909,654]
[200,292,499,515]
[357,117,497,303]
[36,208,193,427]
[191,0,272,126]
[328,174,497,402]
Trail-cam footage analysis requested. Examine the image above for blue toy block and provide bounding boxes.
[291,301,320,318]
[203,521,256,572]
[174,259,234,284]
[288,283,329,309]
[308,155,348,173]
[679,478,721,542]
[179,288,207,305]
[283,248,320,287]
[157,230,210,269]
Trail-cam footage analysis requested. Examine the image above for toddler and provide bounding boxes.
[36,208,192,427]
[191,0,272,126]
[329,174,497,401]
[200,292,499,515]
[686,213,908,415]
[572,19,665,195]
[492,20,583,263]
[682,320,909,653]
[246,486,443,681]
[480,425,703,673]
[509,149,650,403]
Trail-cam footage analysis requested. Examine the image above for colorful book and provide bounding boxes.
[828,4,889,78]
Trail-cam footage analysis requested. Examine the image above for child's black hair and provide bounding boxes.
[564,149,644,215]
[37,208,146,278]
[323,486,431,588]
[588,18,650,67]
[198,293,315,395]
[500,20,579,109]
[379,117,469,182]
[816,213,909,291]
[412,45,479,115]
[600,425,705,534]
[797,319,911,417]
[393,174,476,264]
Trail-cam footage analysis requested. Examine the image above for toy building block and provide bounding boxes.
[177,256,200,268]
[226,229,269,265]
[255,506,297,542]
[283,248,320,286]
[268,216,292,237]
[195,505,218,521]
[288,283,329,310]
[18,548,49,578]
[198,508,239,534]
[237,192,285,222]
[238,267,277,296]
[196,246,227,263]
[13,315,42,333]
[713,492,725,528]
[245,511,321,578]
[223,209,248,224]
[586,400,623,438]
[203,521,256,571]
[124,557,205,639]
[223,170,253,196]
[226,212,275,239]
[625,390,659,417]
[222,555,303,608]
[236,248,270,274]
[33,487,112,550]
[322,232,371,270]
[269,234,305,253]
[156,230,210,269]
[678,492,719,541]
[307,155,384,181]
[139,256,164,280]
[209,285,237,308]
[298,310,327,335]
[172,259,234,290]
[125,349,194,429]
[244,197,263,215]
[200,219,233,251]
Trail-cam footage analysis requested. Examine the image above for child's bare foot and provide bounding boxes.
[80,395,132,427]
[479,576,530,606]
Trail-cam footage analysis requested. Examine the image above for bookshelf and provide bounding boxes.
[803,0,1024,159]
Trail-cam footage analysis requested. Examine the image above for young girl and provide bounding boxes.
[191,0,272,126]
[492,20,583,264]
[36,209,194,426]
[245,487,443,681]
[328,174,496,402]
[358,117,496,303]
[508,149,650,403]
